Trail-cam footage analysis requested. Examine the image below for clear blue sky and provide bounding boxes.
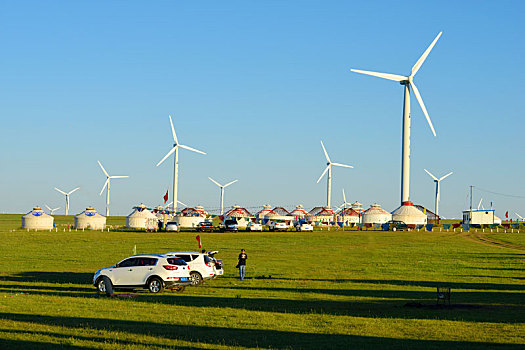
[1,1,524,218]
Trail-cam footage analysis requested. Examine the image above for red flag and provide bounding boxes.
[163,190,169,204]
[505,211,509,218]
[196,235,202,249]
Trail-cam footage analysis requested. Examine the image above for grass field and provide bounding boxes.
[0,214,523,349]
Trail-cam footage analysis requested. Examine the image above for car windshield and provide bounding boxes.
[167,258,187,265]
[225,220,236,225]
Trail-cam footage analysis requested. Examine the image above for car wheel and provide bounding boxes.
[190,271,203,285]
[171,285,186,293]
[96,277,107,293]
[392,227,397,231]
[148,277,164,293]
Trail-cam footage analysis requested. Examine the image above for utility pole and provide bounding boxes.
[470,185,473,225]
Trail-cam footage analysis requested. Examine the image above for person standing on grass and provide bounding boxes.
[238,249,247,281]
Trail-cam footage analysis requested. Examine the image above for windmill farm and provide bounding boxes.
[18,31,523,232]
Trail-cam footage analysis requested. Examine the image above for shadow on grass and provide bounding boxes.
[0,329,192,349]
[1,271,93,285]
[0,312,523,350]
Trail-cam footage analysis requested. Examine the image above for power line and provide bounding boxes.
[474,186,525,199]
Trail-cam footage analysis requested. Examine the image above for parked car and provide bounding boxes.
[246,222,263,231]
[165,251,216,285]
[269,221,288,232]
[196,221,214,232]
[93,254,191,294]
[220,219,239,232]
[165,221,180,232]
[295,223,313,232]
[207,250,224,277]
[387,220,408,231]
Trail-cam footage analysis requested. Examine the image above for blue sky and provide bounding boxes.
[1,1,524,218]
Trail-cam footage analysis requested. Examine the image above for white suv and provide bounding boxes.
[93,254,191,294]
[165,252,216,285]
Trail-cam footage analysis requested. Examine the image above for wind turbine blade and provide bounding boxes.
[320,141,331,163]
[169,115,179,144]
[68,187,80,195]
[439,172,453,181]
[410,81,437,137]
[53,207,60,211]
[156,146,176,166]
[342,189,346,204]
[110,175,129,179]
[516,213,523,220]
[350,69,406,82]
[163,201,173,209]
[54,187,67,195]
[179,144,206,155]
[332,162,354,169]
[208,177,222,187]
[316,165,330,183]
[45,205,51,211]
[424,169,438,181]
[97,160,109,177]
[177,200,187,207]
[99,179,109,196]
[224,179,238,188]
[477,198,483,210]
[411,32,442,77]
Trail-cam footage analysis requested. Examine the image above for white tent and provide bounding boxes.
[75,207,106,230]
[22,207,54,230]
[392,202,427,225]
[126,204,158,230]
[362,204,392,224]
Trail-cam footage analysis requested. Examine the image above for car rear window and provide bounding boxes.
[167,258,187,265]
[204,255,212,264]
[178,255,192,262]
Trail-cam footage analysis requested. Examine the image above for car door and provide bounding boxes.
[133,257,158,285]
[111,258,138,286]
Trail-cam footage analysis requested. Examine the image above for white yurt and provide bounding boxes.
[290,204,309,218]
[255,205,274,223]
[362,204,392,224]
[391,202,427,225]
[174,206,208,228]
[22,207,54,230]
[337,207,360,225]
[351,201,365,215]
[307,207,335,225]
[126,204,158,230]
[224,205,253,228]
[75,207,106,230]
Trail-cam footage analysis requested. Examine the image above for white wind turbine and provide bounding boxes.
[45,205,60,215]
[351,32,442,206]
[316,141,354,208]
[98,161,129,217]
[209,177,238,215]
[54,187,80,216]
[516,213,523,222]
[336,188,352,212]
[156,115,206,214]
[424,169,453,218]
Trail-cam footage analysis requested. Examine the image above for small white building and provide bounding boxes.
[22,207,54,230]
[392,202,427,225]
[127,204,158,230]
[362,204,392,224]
[462,209,502,225]
[75,207,106,230]
[255,205,274,224]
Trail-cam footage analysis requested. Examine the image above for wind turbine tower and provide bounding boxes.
[156,115,206,214]
[54,187,80,216]
[351,32,442,217]
[209,177,238,215]
[98,161,129,217]
[316,141,353,208]
[424,169,453,218]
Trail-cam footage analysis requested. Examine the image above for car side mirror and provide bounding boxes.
[115,264,120,268]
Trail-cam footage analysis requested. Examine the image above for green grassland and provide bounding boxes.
[0,214,523,349]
